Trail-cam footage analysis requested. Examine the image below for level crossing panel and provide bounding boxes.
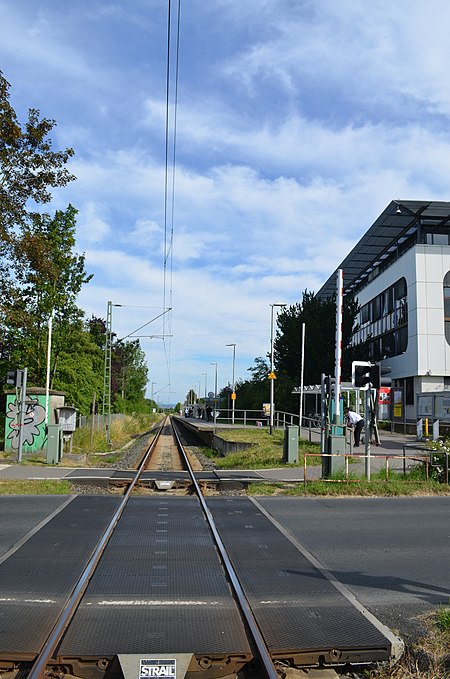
[58,496,251,657]
[207,496,393,664]
[0,496,121,658]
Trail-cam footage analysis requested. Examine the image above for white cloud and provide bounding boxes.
[77,202,112,244]
[3,0,450,402]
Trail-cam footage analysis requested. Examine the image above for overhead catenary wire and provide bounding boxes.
[160,0,181,404]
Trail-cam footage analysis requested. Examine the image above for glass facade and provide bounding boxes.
[354,277,408,360]
[444,272,450,345]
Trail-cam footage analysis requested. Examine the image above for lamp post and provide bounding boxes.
[202,372,207,399]
[270,303,286,434]
[211,362,218,432]
[226,343,236,425]
[299,322,305,431]
[45,311,53,427]
[151,382,156,412]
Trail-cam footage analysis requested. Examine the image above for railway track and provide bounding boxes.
[6,417,278,679]
[0,417,400,679]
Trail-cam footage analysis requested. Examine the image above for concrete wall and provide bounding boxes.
[4,392,65,454]
[175,418,254,456]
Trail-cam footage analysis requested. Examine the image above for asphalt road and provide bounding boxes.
[255,496,450,642]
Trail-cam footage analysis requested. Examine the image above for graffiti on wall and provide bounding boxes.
[6,396,46,450]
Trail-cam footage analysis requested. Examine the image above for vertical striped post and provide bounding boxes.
[334,269,343,424]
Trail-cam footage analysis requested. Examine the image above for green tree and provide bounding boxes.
[0,71,79,389]
[234,357,270,411]
[0,71,74,243]
[2,205,92,386]
[185,389,196,407]
[111,339,148,413]
[274,291,359,412]
[51,321,104,414]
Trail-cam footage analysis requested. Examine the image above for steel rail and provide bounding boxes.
[27,418,168,679]
[171,418,279,679]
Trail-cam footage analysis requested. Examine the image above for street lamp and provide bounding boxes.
[211,362,218,432]
[270,303,286,434]
[202,372,207,399]
[45,311,54,427]
[226,343,236,425]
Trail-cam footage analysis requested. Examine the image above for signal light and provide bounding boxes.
[352,362,390,390]
[6,370,17,386]
[352,361,371,390]
[5,370,22,388]
[369,364,381,390]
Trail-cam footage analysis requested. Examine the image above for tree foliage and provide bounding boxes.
[0,73,151,418]
[111,339,149,414]
[0,71,75,244]
[234,357,270,411]
[51,321,104,414]
[234,292,360,415]
[274,291,359,412]
[1,205,92,386]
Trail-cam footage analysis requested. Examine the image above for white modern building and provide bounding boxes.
[317,200,450,423]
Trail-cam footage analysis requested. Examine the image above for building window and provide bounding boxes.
[426,232,450,245]
[354,277,408,358]
[444,272,450,345]
[405,377,414,406]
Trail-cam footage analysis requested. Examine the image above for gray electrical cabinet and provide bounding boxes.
[283,425,299,463]
[322,434,346,477]
[46,424,63,464]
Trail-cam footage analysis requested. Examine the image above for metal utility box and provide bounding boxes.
[322,434,346,477]
[283,425,299,463]
[4,388,65,455]
[55,406,77,432]
[46,424,63,464]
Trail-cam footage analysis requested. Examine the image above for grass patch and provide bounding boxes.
[368,608,450,678]
[206,428,321,468]
[0,480,72,495]
[69,413,162,458]
[435,606,450,632]
[0,452,47,465]
[246,471,449,497]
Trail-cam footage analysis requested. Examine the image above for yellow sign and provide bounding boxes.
[231,392,236,400]
[268,371,277,379]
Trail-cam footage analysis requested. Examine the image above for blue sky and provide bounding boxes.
[2,0,450,405]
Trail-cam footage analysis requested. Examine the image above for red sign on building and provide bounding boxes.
[378,387,391,405]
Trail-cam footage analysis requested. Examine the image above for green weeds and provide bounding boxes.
[206,428,321,468]
[0,480,72,495]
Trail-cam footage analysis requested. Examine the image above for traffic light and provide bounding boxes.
[352,361,371,390]
[5,370,22,388]
[369,364,381,390]
[6,370,18,387]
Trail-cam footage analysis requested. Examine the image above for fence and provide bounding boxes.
[77,413,126,430]
[303,451,430,485]
[206,409,297,428]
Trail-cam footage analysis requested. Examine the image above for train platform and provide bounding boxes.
[179,417,428,477]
